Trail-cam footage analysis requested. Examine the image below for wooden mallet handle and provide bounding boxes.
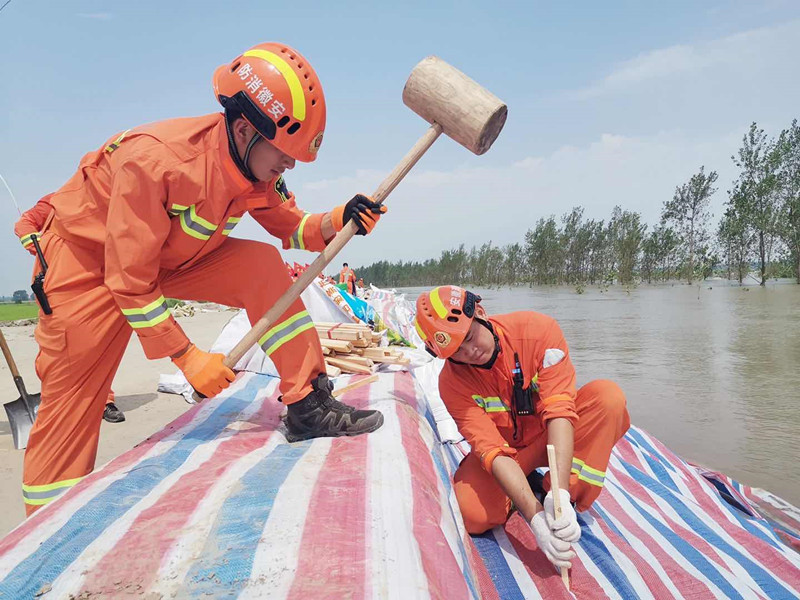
[221,123,442,370]
[547,444,571,590]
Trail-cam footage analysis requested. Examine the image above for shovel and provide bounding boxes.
[1,329,41,449]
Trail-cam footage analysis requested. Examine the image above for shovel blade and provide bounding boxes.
[4,393,41,450]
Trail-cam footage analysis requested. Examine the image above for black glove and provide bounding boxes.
[332,194,387,236]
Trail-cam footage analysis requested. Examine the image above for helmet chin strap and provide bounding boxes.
[224,109,260,183]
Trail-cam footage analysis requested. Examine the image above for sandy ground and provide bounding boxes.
[0,310,237,538]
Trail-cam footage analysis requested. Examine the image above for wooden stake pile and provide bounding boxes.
[316,322,410,377]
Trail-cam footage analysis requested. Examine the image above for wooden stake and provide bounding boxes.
[546,444,571,590]
[325,357,373,375]
[332,374,379,397]
[318,338,353,353]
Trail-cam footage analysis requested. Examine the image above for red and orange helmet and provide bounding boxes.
[414,286,485,359]
[213,42,326,163]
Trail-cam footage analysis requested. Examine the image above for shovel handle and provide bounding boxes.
[222,123,443,369]
[0,329,22,379]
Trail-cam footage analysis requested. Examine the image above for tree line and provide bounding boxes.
[357,120,800,288]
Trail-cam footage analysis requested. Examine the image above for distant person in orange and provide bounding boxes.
[14,195,125,424]
[415,286,629,571]
[21,42,387,515]
[339,262,357,296]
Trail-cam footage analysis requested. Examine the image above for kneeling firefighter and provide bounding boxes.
[414,286,630,570]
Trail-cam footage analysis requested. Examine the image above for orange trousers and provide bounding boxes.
[23,233,324,515]
[454,379,630,534]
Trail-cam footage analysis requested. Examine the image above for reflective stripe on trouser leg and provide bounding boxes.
[258,310,315,356]
[571,457,606,488]
[258,302,325,404]
[22,476,83,506]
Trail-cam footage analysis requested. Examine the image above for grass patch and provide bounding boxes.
[0,302,40,322]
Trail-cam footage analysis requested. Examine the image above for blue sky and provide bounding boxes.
[1,0,799,289]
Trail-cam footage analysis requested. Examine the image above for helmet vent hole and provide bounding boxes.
[287,122,301,135]
[308,84,314,91]
[231,61,240,72]
[281,48,288,53]
[452,309,462,315]
[277,116,290,128]
[311,99,317,106]
[304,73,309,79]
[447,316,459,323]
[298,63,304,69]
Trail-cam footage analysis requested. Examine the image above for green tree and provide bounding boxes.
[609,206,647,285]
[524,216,563,285]
[732,123,781,286]
[12,290,28,304]
[776,119,800,283]
[661,166,717,284]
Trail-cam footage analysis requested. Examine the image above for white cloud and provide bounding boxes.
[574,19,800,99]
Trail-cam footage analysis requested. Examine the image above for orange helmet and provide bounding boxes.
[414,286,485,359]
[213,42,326,163]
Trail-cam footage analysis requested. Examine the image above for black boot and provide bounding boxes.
[284,374,383,442]
[103,402,126,423]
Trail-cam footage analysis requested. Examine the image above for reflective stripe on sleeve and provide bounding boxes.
[179,205,218,241]
[121,295,172,329]
[19,232,39,248]
[472,395,510,413]
[288,213,311,250]
[222,216,242,236]
[104,129,131,153]
[258,310,314,356]
[168,203,190,216]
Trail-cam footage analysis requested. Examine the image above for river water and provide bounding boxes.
[399,281,800,505]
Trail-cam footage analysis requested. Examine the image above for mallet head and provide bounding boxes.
[402,56,507,155]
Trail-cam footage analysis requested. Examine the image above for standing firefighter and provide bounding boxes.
[22,42,386,515]
[415,286,629,571]
[14,194,125,424]
[339,262,357,295]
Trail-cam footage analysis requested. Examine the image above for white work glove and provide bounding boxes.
[531,511,576,569]
[544,488,582,543]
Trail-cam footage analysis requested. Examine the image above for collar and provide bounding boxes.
[212,113,256,197]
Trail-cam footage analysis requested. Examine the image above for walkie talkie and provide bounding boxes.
[512,352,534,416]
[29,234,52,315]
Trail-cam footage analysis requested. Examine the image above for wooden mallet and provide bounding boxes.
[547,444,571,590]
[216,56,507,374]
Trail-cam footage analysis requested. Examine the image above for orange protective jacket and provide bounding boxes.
[14,194,54,250]
[438,311,578,473]
[339,267,355,285]
[47,113,330,360]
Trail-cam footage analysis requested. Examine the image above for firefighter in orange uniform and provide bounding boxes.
[414,286,629,570]
[339,262,357,295]
[15,195,125,424]
[22,42,386,515]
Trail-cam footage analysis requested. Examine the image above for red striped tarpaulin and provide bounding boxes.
[455,427,800,599]
[2,369,798,599]
[0,372,480,599]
